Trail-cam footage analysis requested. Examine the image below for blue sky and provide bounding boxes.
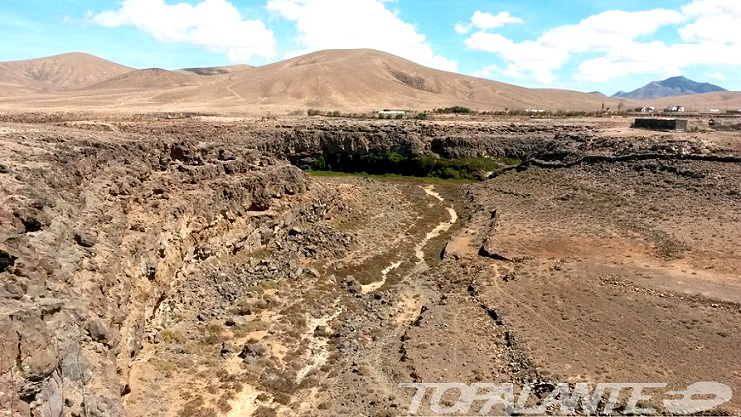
[0,0,738,95]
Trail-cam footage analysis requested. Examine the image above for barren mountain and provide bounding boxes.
[0,49,630,113]
[614,76,727,100]
[0,52,132,94]
[192,49,628,111]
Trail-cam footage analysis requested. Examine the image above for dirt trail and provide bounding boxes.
[226,83,245,101]
[361,185,458,293]
[296,305,343,381]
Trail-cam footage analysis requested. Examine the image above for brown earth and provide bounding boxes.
[0,49,635,113]
[0,53,132,95]
[3,50,737,114]
[1,113,740,417]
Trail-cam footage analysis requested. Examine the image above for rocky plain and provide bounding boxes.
[1,112,740,417]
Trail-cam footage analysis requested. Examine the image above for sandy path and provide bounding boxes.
[296,304,344,381]
[361,185,458,293]
[226,83,245,101]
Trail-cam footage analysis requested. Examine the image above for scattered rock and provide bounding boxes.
[306,267,321,278]
[314,325,331,338]
[74,231,96,248]
[221,341,236,356]
[239,343,269,362]
[4,280,25,298]
[22,350,57,382]
[345,277,360,294]
[87,319,110,344]
[0,249,17,272]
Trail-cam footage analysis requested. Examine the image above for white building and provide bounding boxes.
[664,106,685,112]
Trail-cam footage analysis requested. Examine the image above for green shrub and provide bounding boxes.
[435,106,473,114]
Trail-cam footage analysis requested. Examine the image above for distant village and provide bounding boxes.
[635,105,739,114]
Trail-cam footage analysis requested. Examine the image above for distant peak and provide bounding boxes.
[612,75,726,100]
[663,75,689,81]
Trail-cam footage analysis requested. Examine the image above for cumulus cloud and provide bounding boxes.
[455,11,523,34]
[466,1,741,85]
[91,0,276,62]
[266,0,457,72]
[708,71,726,81]
[680,0,741,42]
[465,9,683,84]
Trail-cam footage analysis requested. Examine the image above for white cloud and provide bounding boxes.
[708,71,726,81]
[575,58,626,83]
[575,41,741,83]
[467,3,741,85]
[91,0,276,62]
[680,0,741,43]
[266,0,457,72]
[455,11,522,34]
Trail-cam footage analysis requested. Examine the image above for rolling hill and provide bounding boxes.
[613,76,727,100]
[0,49,634,113]
[177,49,630,112]
[0,52,132,95]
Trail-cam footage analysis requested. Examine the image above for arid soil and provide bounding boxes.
[1,113,740,416]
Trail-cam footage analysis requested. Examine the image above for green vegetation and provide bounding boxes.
[307,170,474,184]
[434,106,473,114]
[304,152,520,181]
[161,329,187,344]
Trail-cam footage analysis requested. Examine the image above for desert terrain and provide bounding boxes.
[2,50,740,114]
[1,108,740,417]
[2,47,741,417]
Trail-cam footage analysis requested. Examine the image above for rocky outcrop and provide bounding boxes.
[0,131,337,416]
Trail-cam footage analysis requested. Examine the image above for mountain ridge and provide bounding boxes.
[613,76,727,100]
[0,52,132,93]
[2,49,737,112]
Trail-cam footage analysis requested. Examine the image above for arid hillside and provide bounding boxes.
[0,52,132,95]
[0,49,633,113]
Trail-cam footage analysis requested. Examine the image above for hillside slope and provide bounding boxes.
[182,49,628,112]
[0,49,632,112]
[0,52,132,94]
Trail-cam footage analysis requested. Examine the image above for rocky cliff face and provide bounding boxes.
[0,127,338,417]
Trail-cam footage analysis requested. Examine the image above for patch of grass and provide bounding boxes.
[179,395,218,417]
[198,323,227,345]
[244,279,282,294]
[161,329,187,344]
[221,247,274,265]
[304,152,520,181]
[149,357,178,377]
[232,320,268,338]
[307,170,475,185]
